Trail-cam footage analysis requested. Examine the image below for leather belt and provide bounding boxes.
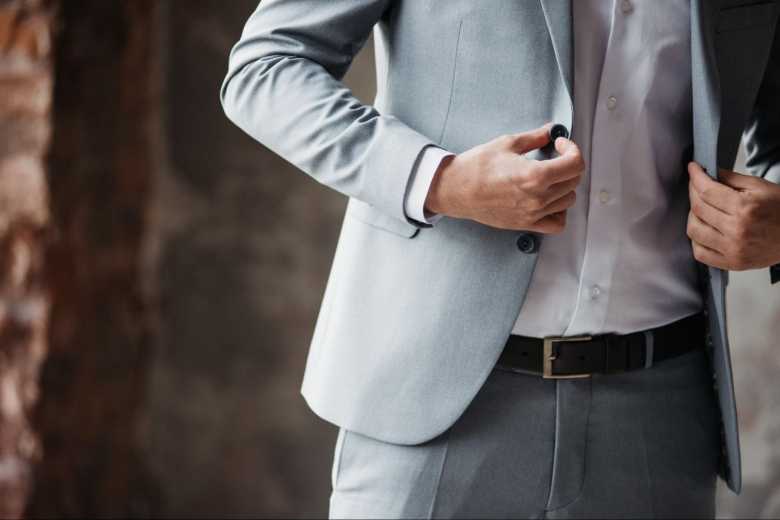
[496,312,706,379]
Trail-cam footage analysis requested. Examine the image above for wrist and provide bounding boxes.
[424,154,456,216]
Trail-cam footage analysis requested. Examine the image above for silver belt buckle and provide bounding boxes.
[543,335,593,379]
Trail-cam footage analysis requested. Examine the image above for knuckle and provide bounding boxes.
[732,221,749,241]
[524,172,544,192]
[497,133,515,147]
[559,192,576,210]
[526,196,544,212]
[742,197,761,219]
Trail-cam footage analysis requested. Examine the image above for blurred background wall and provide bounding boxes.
[0,0,776,518]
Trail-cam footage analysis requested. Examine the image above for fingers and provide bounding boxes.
[503,125,552,155]
[554,136,577,156]
[689,180,729,233]
[530,211,567,234]
[686,209,727,253]
[542,176,580,206]
[691,240,730,270]
[687,162,739,215]
[537,138,585,184]
[515,139,582,223]
[517,174,578,222]
[489,127,583,234]
[527,182,577,233]
[540,190,576,216]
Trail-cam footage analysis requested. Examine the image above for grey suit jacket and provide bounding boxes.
[221,0,780,494]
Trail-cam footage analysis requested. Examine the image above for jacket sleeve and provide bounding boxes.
[220,0,437,225]
[742,16,780,283]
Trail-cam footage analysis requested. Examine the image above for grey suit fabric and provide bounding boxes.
[220,0,780,495]
[330,348,720,519]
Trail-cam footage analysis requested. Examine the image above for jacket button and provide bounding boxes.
[516,233,539,254]
[549,123,569,141]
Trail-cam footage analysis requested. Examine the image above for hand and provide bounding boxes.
[687,161,780,270]
[424,125,585,233]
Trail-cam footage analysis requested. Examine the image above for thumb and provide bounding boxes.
[554,135,579,157]
[718,168,757,191]
[504,124,553,154]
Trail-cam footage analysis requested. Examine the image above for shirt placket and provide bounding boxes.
[564,0,631,335]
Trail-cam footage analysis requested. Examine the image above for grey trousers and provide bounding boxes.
[328,348,720,519]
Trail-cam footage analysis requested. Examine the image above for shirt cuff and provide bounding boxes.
[404,146,454,225]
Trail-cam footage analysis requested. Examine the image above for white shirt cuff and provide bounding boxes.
[404,146,454,225]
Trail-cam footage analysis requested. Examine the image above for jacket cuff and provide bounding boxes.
[771,263,780,284]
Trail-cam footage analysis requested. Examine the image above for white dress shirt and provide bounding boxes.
[404,0,703,336]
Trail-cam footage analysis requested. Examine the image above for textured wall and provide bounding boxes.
[0,1,52,517]
[28,1,162,516]
[142,1,359,516]
[143,1,780,517]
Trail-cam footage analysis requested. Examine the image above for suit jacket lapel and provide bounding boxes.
[690,0,721,177]
[539,0,574,105]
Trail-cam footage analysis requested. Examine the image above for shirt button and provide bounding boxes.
[599,190,610,204]
[590,285,602,300]
[516,233,539,254]
[607,96,618,110]
[621,0,634,14]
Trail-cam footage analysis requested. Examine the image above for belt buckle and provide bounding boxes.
[543,335,593,379]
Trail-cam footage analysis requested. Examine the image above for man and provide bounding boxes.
[221,0,780,517]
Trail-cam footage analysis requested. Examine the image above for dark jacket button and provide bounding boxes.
[516,233,539,254]
[549,123,569,141]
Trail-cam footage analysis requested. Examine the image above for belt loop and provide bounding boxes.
[643,331,654,369]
